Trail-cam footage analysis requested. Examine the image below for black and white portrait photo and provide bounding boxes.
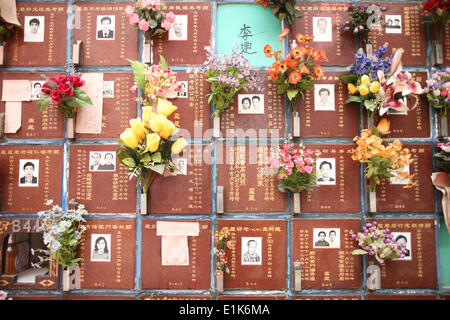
[385,15,402,34]
[312,17,332,42]
[238,94,264,114]
[392,232,412,261]
[390,164,410,185]
[176,158,187,175]
[177,81,188,98]
[91,234,111,262]
[96,15,115,40]
[89,151,116,172]
[102,81,114,98]
[24,16,44,42]
[316,158,336,185]
[314,84,335,111]
[18,159,39,187]
[313,228,340,248]
[31,81,45,100]
[169,15,188,41]
[241,237,262,265]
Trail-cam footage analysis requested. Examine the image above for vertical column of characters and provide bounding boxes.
[342,227,355,282]
[7,154,15,208]
[76,149,88,202]
[118,166,129,202]
[228,146,236,204]
[338,150,345,205]
[116,228,122,284]
[192,10,198,55]
[298,228,310,282]
[86,9,92,61]
[335,9,342,57]
[337,80,345,129]
[230,228,237,279]
[304,88,312,130]
[267,232,273,279]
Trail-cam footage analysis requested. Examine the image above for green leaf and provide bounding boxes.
[140,153,152,164]
[271,5,280,14]
[160,55,168,69]
[151,152,162,163]
[37,95,52,112]
[340,74,358,84]
[148,164,165,175]
[345,95,363,104]
[148,19,158,29]
[364,99,376,111]
[287,89,298,101]
[127,59,146,91]
[352,249,368,255]
[121,157,136,168]
[285,2,294,15]
[72,88,93,108]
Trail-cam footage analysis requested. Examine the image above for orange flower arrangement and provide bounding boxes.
[213,227,234,277]
[265,32,327,107]
[351,119,415,192]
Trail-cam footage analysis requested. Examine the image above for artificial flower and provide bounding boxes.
[264,44,272,57]
[171,137,188,154]
[278,28,290,41]
[130,117,147,139]
[120,128,140,149]
[146,133,161,152]
[156,98,177,117]
[376,118,391,135]
[289,71,302,84]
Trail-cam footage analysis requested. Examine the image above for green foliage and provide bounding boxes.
[365,155,394,192]
[0,21,20,43]
[277,167,317,193]
[128,59,146,91]
[340,74,358,84]
[266,0,302,26]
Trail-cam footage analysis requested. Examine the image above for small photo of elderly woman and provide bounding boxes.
[91,234,111,262]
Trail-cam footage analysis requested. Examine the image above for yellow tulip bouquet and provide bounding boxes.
[117,98,187,193]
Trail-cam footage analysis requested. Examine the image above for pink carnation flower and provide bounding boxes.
[161,19,172,31]
[129,13,140,25]
[278,173,284,180]
[294,159,305,166]
[124,5,134,17]
[304,166,313,174]
[138,19,150,31]
[165,11,176,23]
[304,157,314,165]
[286,167,293,175]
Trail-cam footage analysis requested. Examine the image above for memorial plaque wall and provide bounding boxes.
[294,295,361,300]
[77,219,136,290]
[140,295,210,300]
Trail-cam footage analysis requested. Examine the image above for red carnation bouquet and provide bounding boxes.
[37,75,93,118]
[422,0,449,42]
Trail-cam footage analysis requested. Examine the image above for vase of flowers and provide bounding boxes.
[424,68,450,135]
[37,75,92,139]
[266,31,326,137]
[34,199,87,292]
[269,143,320,213]
[341,44,423,127]
[351,119,415,212]
[213,227,234,293]
[422,0,449,65]
[254,0,302,26]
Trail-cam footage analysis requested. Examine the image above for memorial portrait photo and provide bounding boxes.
[91,234,111,262]
[385,15,402,34]
[238,94,264,114]
[102,81,114,98]
[241,237,262,265]
[18,159,39,187]
[169,15,188,41]
[89,151,116,172]
[392,232,412,260]
[31,81,45,100]
[313,17,332,42]
[96,15,115,40]
[24,16,44,42]
[316,158,336,185]
[313,228,340,248]
[314,84,335,111]
[177,81,188,98]
[390,164,410,185]
[176,158,187,175]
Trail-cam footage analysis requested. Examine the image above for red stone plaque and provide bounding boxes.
[297,72,359,138]
[5,3,67,67]
[292,2,354,66]
[68,145,137,214]
[12,296,59,300]
[292,219,362,289]
[76,73,137,139]
[363,72,430,138]
[65,295,134,300]
[367,294,437,300]
[363,2,427,67]
[220,73,285,138]
[153,2,211,66]
[218,295,286,300]
[0,145,63,213]
[367,219,437,289]
[0,72,64,139]
[217,144,286,213]
[147,144,211,214]
[77,219,135,289]
[375,145,434,213]
[300,144,360,213]
[72,2,138,66]
[0,219,59,290]
[139,295,210,300]
[294,295,361,300]
[217,220,286,290]
[141,220,211,290]
[165,71,211,138]
[443,22,450,65]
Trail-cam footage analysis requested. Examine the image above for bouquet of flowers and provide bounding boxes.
[37,75,92,118]
[351,118,415,192]
[0,20,20,43]
[424,68,450,117]
[33,199,87,269]
[422,0,449,42]
[270,143,320,193]
[125,0,176,41]
[254,0,302,26]
[190,45,263,117]
[343,2,387,44]
[349,221,405,265]
[129,56,181,107]
[341,44,423,117]
[265,32,326,111]
[213,227,234,278]
[117,98,187,193]
[433,141,450,173]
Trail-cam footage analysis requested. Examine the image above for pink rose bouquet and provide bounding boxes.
[37,75,92,118]
[269,143,320,193]
[125,0,176,41]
